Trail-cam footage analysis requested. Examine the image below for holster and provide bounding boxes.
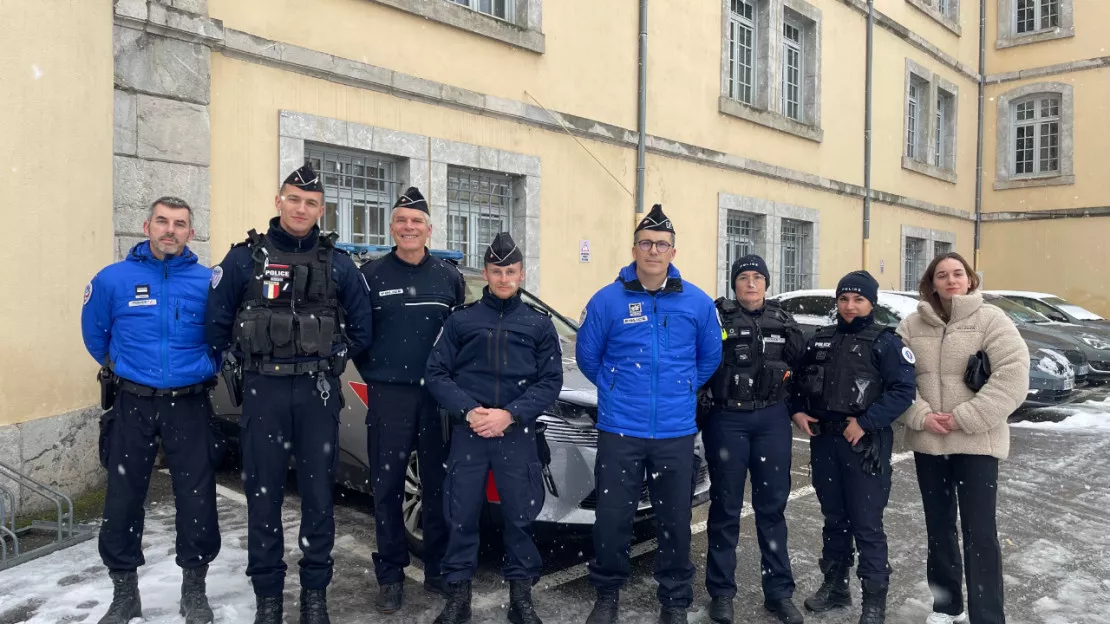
[221,354,244,408]
[97,365,118,411]
[534,421,559,497]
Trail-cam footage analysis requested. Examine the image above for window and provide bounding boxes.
[725,211,764,288]
[448,0,512,22]
[903,236,927,290]
[996,0,1072,48]
[447,168,515,268]
[779,296,836,324]
[1014,96,1060,175]
[1015,0,1057,34]
[934,240,952,257]
[727,0,756,104]
[781,19,803,121]
[305,145,399,245]
[907,79,923,160]
[903,60,959,182]
[779,219,812,292]
[995,83,1072,189]
[906,0,960,32]
[935,89,955,170]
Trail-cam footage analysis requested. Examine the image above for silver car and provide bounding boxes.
[211,248,711,552]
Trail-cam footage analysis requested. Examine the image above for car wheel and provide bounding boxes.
[403,451,425,557]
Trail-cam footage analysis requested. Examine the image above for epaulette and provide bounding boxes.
[525,302,551,317]
[715,297,739,313]
[450,301,477,314]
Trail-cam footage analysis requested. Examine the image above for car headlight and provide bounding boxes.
[1080,335,1110,350]
[542,399,597,428]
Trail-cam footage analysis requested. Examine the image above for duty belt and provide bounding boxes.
[249,359,335,376]
[714,398,776,411]
[118,379,212,397]
[810,419,849,436]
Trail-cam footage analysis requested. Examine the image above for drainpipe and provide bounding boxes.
[862,0,874,269]
[974,0,986,271]
[635,0,648,214]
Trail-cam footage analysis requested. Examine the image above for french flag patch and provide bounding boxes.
[263,281,281,299]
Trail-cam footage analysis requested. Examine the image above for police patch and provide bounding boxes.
[210,266,223,289]
[628,302,642,317]
[83,282,92,305]
[901,346,916,364]
[623,316,648,325]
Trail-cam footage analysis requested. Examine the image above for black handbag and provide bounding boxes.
[964,350,992,392]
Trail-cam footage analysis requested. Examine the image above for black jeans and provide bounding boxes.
[914,453,1005,624]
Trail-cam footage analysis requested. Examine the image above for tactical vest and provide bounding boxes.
[797,323,888,415]
[232,230,345,373]
[708,299,795,410]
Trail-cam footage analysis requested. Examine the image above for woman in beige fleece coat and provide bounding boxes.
[896,252,1029,624]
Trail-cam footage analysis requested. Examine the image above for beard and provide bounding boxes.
[153,237,183,256]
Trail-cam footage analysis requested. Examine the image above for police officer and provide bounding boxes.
[790,271,916,624]
[576,204,722,624]
[703,255,805,624]
[353,187,465,613]
[206,164,373,624]
[81,196,219,624]
[424,232,563,624]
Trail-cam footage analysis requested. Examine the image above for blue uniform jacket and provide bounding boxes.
[81,241,217,388]
[205,219,374,361]
[575,262,722,439]
[425,288,563,424]
[790,315,917,431]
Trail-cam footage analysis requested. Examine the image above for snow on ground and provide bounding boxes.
[1013,396,1110,431]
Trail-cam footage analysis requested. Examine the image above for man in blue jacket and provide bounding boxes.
[206,164,374,624]
[81,196,219,624]
[576,204,722,624]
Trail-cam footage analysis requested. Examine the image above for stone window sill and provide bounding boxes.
[719,96,823,143]
[996,27,1074,50]
[902,156,958,184]
[368,0,544,54]
[994,174,1075,190]
[904,0,962,36]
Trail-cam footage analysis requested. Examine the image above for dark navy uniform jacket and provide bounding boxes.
[790,315,916,431]
[354,249,466,386]
[425,287,563,424]
[205,218,374,361]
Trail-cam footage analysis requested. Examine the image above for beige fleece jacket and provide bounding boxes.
[896,292,1030,460]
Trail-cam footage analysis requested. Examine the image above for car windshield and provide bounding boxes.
[988,296,1053,324]
[463,273,578,342]
[1043,297,1104,321]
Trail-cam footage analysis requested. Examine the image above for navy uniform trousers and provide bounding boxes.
[704,402,795,601]
[810,425,894,584]
[99,389,220,571]
[589,431,697,609]
[240,371,341,597]
[440,423,545,583]
[365,381,449,585]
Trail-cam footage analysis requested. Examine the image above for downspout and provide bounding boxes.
[635,0,648,214]
[862,0,874,269]
[974,0,986,271]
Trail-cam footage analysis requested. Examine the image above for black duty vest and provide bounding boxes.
[797,324,888,415]
[708,299,795,410]
[232,230,345,370]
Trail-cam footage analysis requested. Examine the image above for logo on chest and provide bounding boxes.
[134,284,150,299]
[263,264,291,299]
[628,302,642,317]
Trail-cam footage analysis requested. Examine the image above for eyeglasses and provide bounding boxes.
[635,240,673,252]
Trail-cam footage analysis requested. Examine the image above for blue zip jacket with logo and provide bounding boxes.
[81,241,217,388]
[576,262,722,439]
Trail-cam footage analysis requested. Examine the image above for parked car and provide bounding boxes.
[768,289,1079,407]
[988,290,1110,380]
[211,244,711,552]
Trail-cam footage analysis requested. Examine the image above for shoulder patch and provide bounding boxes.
[210,266,223,289]
[83,282,93,305]
[901,346,916,365]
[525,302,551,317]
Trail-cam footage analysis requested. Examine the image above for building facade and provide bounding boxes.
[1,0,1106,506]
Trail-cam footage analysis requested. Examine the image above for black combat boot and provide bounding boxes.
[253,594,283,624]
[659,605,688,624]
[508,579,542,624]
[434,580,472,624]
[585,589,619,624]
[858,579,888,624]
[803,559,852,612]
[708,596,733,624]
[424,575,449,598]
[764,597,805,624]
[301,587,331,624]
[376,582,404,614]
[179,565,214,624]
[98,570,142,624]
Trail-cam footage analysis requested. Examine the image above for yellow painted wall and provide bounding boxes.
[982,66,1110,213]
[981,219,1110,316]
[0,0,114,425]
[986,0,1110,75]
[875,0,981,70]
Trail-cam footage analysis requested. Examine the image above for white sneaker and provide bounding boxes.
[926,613,968,624]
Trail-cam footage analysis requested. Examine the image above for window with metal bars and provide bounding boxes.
[779,219,812,292]
[781,19,803,121]
[447,168,515,268]
[728,0,756,105]
[304,145,399,245]
[934,240,952,258]
[448,0,513,21]
[904,237,927,291]
[725,211,762,288]
[1016,0,1058,34]
[1013,96,1060,175]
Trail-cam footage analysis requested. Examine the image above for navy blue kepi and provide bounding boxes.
[484,232,523,266]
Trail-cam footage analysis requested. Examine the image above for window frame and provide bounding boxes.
[905,0,962,35]
[448,0,514,23]
[305,145,401,246]
[779,218,813,293]
[445,166,517,269]
[996,0,1073,49]
[366,0,545,54]
[902,59,959,183]
[903,236,928,291]
[994,82,1074,190]
[727,0,757,105]
[1012,95,1060,177]
[718,193,819,298]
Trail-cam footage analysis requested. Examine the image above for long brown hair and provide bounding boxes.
[918,252,980,318]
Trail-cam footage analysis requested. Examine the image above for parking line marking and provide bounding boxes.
[537,451,913,592]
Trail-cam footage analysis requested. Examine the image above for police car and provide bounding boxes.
[211,244,711,553]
